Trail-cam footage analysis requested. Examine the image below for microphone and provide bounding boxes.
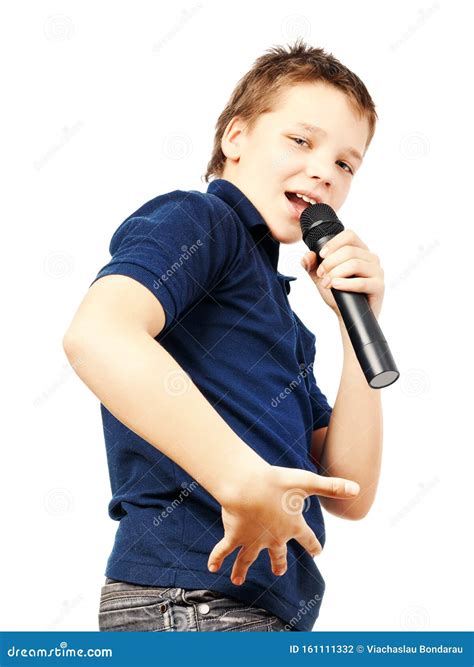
[300,203,400,389]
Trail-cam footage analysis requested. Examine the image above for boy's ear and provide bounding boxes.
[221,116,246,160]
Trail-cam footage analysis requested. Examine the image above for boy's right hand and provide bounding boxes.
[207,464,360,586]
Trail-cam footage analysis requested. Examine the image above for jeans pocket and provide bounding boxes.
[99,586,172,632]
[222,617,271,632]
[193,598,274,632]
[268,616,294,632]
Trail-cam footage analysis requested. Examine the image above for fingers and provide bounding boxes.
[208,539,263,586]
[207,537,237,574]
[320,276,383,292]
[320,229,369,257]
[302,229,374,276]
[301,251,318,272]
[316,245,371,275]
[268,543,288,576]
[301,248,371,277]
[319,257,374,282]
[297,470,360,499]
[207,468,359,588]
[295,525,323,558]
[230,545,262,585]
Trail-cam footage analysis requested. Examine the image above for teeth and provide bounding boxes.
[295,193,317,205]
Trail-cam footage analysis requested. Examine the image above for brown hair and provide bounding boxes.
[203,39,378,183]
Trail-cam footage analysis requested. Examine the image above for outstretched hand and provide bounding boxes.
[208,464,360,586]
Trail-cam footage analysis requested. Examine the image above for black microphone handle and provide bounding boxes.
[316,236,399,389]
[330,283,399,389]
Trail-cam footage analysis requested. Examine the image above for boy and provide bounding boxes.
[63,40,385,632]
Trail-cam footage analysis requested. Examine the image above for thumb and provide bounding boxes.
[291,469,360,499]
[300,251,318,273]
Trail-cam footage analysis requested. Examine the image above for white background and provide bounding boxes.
[1,0,472,631]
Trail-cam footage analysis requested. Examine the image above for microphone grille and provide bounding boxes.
[300,203,344,243]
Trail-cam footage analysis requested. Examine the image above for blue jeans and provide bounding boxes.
[99,578,294,632]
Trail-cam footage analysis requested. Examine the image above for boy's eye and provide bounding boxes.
[291,136,310,148]
[290,137,354,175]
[338,161,354,175]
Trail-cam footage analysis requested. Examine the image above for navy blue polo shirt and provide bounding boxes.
[90,178,333,631]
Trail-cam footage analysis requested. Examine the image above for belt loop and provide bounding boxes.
[181,588,191,604]
[170,587,186,603]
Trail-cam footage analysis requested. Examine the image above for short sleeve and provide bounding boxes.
[89,191,241,331]
[292,311,333,431]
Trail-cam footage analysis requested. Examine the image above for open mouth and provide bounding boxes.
[285,192,312,218]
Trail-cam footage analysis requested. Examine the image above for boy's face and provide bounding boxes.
[220,81,370,244]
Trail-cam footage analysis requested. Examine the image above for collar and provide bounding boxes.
[206,178,297,291]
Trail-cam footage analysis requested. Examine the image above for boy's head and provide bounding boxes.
[203,40,378,244]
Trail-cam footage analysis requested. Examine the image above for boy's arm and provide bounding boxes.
[309,426,328,470]
[311,318,383,520]
[64,273,364,583]
[62,274,269,508]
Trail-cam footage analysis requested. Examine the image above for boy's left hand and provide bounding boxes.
[300,229,385,320]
